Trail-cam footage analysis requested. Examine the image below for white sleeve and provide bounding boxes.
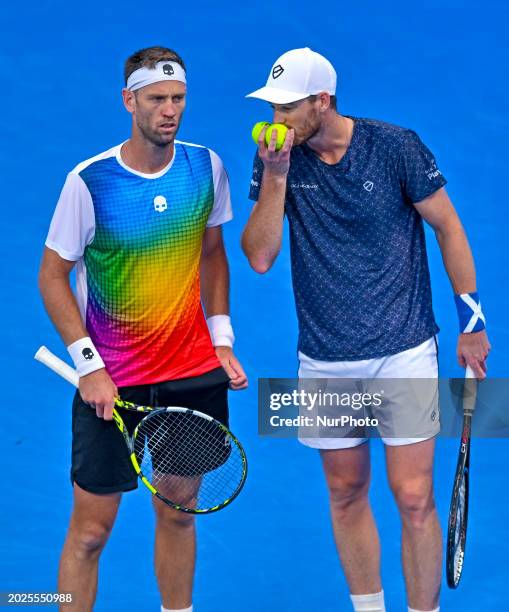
[206,149,233,227]
[45,172,95,261]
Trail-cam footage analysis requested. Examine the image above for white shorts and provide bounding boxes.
[297,337,440,450]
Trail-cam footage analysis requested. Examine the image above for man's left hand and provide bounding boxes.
[457,329,491,379]
[215,346,248,390]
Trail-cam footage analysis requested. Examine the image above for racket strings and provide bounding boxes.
[452,478,467,581]
[133,411,244,511]
[454,480,466,546]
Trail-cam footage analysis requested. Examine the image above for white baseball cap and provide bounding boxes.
[246,47,337,104]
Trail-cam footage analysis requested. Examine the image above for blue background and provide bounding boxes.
[2,0,508,609]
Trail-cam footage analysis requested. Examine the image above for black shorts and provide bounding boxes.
[71,367,230,494]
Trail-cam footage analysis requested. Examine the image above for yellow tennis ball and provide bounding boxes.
[252,121,270,145]
[265,123,288,151]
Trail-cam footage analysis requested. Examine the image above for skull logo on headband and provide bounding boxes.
[126,61,187,92]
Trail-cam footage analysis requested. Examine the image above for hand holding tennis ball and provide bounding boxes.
[252,122,289,151]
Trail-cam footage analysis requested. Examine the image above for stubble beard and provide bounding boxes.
[295,113,321,146]
[137,113,179,147]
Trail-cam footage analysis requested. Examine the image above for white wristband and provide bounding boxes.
[206,315,235,348]
[67,337,106,377]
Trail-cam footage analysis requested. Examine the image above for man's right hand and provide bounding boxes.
[258,124,294,176]
[242,126,293,273]
[79,369,118,420]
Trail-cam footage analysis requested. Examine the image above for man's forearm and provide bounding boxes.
[241,172,287,273]
[435,223,477,294]
[39,275,87,346]
[200,246,229,317]
[432,213,490,375]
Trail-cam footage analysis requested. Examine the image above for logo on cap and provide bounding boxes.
[272,65,284,79]
[163,64,174,76]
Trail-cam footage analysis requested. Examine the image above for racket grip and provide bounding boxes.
[34,346,80,388]
[463,365,478,415]
[465,365,476,379]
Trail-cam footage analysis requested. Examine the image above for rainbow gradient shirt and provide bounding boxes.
[46,141,232,386]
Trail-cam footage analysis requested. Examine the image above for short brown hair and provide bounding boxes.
[124,46,186,85]
[308,93,337,111]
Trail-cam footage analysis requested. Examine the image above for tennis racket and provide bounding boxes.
[34,346,248,514]
[446,365,478,588]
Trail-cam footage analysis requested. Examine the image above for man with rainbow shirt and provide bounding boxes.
[38,46,247,612]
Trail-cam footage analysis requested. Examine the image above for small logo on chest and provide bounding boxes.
[290,182,318,189]
[363,181,374,192]
[153,195,168,212]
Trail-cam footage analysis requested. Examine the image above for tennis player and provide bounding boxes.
[242,48,490,612]
[38,46,247,612]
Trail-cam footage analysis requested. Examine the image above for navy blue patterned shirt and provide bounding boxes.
[248,117,447,361]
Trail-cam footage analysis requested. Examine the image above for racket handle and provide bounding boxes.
[465,365,476,379]
[463,365,478,415]
[35,346,80,388]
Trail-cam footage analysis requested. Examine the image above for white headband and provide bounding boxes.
[126,60,187,91]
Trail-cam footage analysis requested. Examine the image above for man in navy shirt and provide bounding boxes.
[242,48,490,612]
